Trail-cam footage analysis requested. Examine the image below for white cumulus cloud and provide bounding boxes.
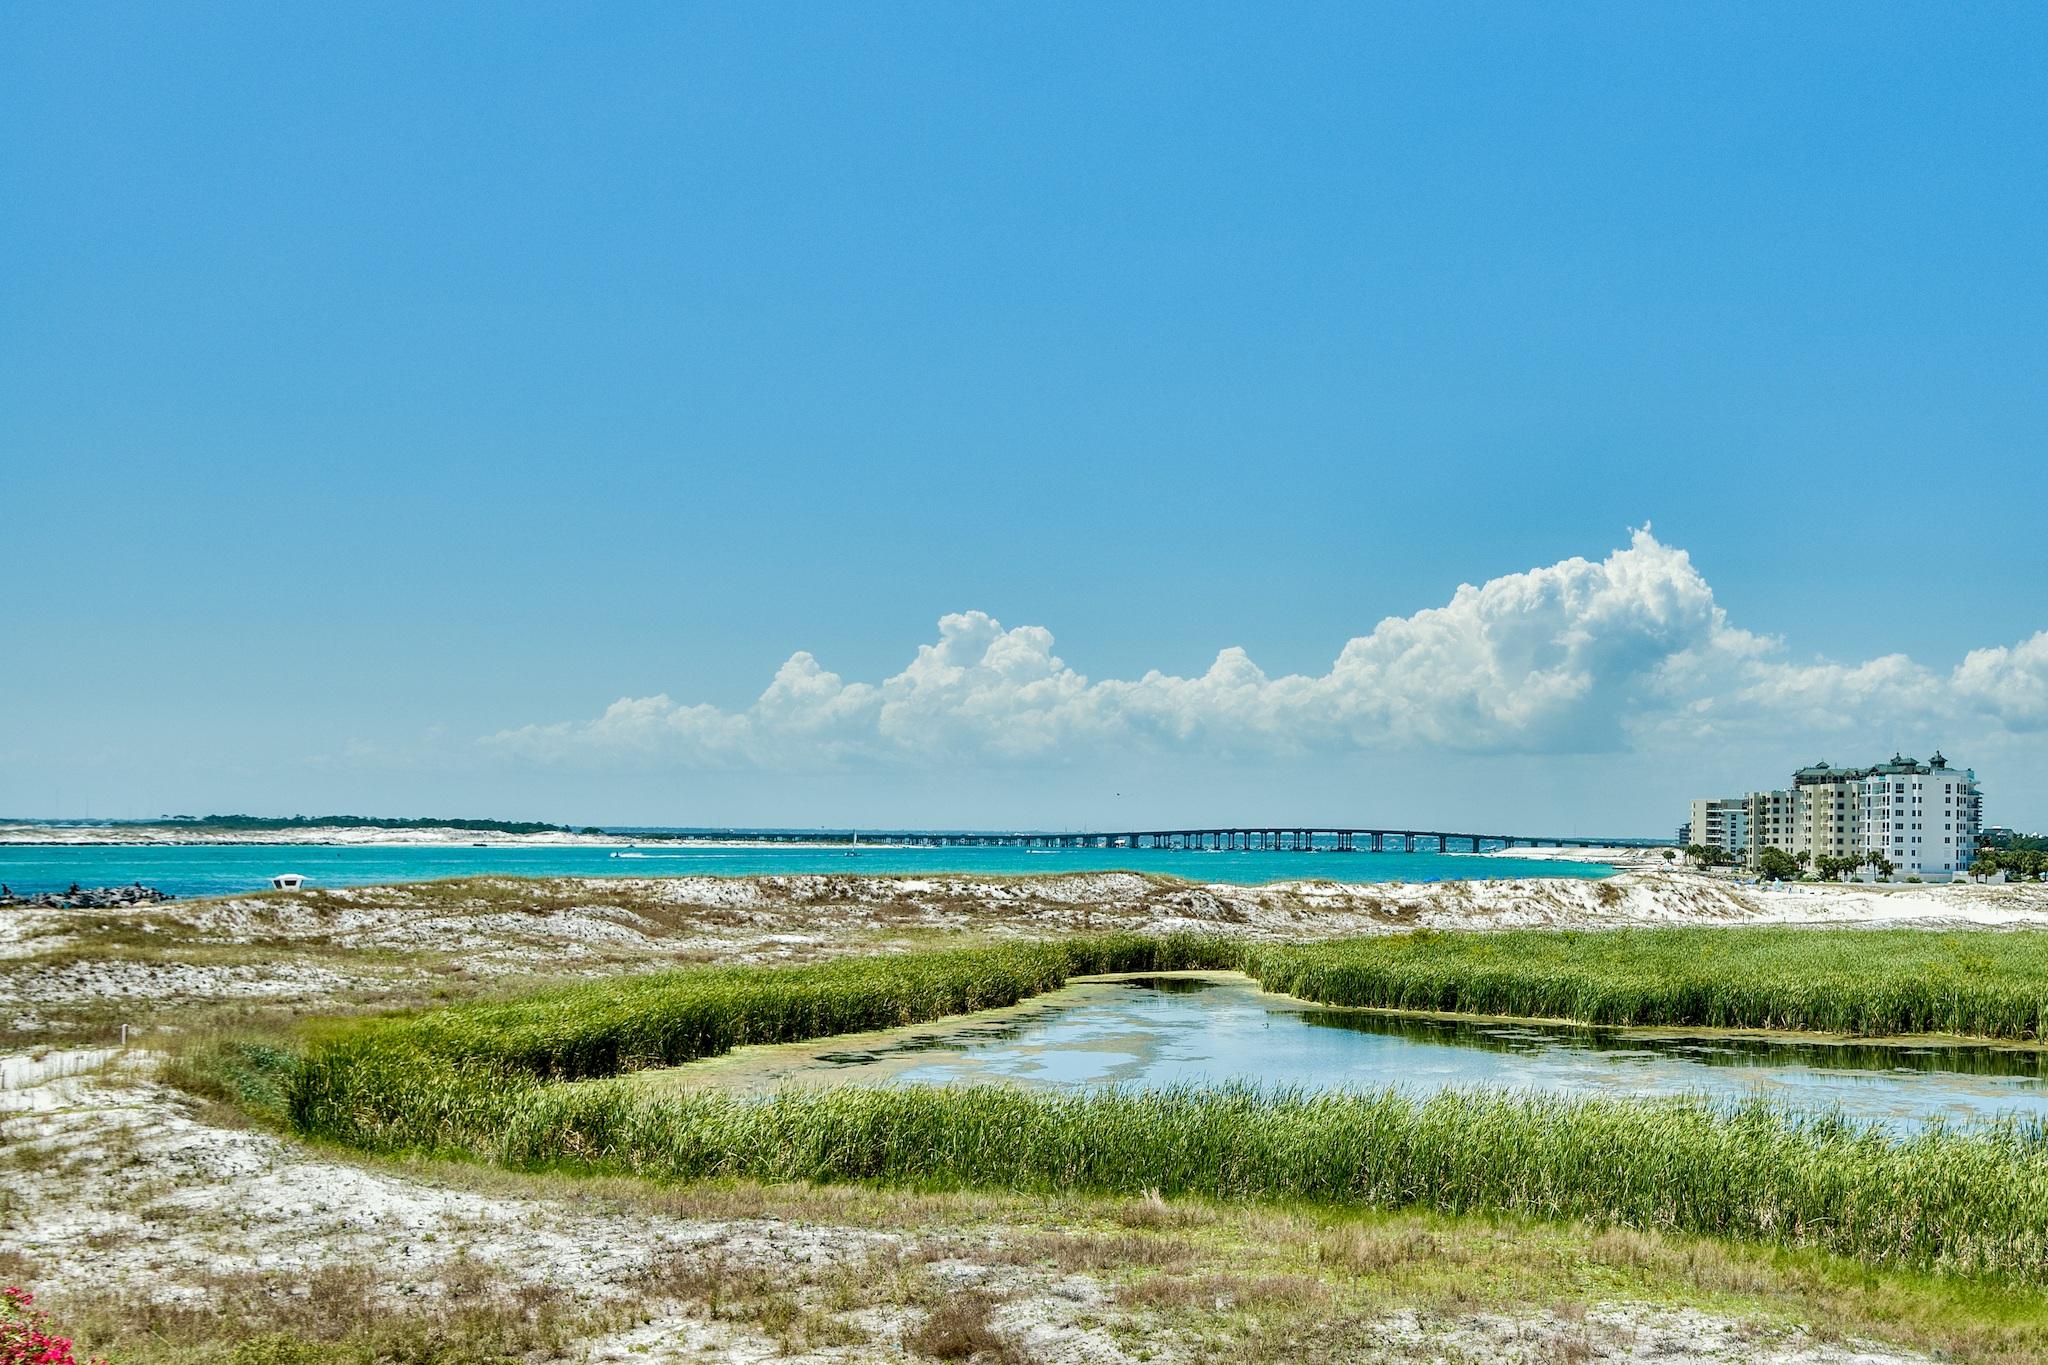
[1954,634,2048,731]
[484,529,2048,770]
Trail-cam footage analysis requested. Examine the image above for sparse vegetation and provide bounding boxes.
[37,1138,2048,1364]
[0,871,1291,1047]
[904,1289,1026,1361]
[160,814,580,835]
[51,1263,595,1365]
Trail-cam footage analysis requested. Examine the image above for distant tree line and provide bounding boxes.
[1682,843,1736,871]
[1970,848,2048,881]
[1752,847,1896,883]
[1685,843,1895,883]
[166,814,593,835]
[1682,832,2048,884]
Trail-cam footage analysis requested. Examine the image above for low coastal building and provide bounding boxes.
[1686,798,1748,857]
[1792,762,1865,866]
[1687,752,1982,879]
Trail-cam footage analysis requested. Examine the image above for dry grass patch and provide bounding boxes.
[1111,1186,1219,1232]
[1313,1224,1469,1275]
[904,1289,1031,1362]
[1018,1230,1197,1274]
[57,1262,595,1365]
[1121,1272,1330,1312]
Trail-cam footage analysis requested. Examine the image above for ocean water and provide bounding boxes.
[0,840,1611,899]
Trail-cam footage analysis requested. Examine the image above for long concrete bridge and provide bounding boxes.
[726,828,1672,853]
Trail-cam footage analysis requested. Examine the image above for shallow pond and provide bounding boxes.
[661,972,2048,1132]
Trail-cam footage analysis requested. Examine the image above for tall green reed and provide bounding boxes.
[1250,928,2048,1039]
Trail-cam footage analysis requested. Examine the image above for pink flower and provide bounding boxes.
[0,1286,105,1365]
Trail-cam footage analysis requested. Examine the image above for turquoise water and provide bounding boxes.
[771,975,2048,1133]
[0,841,1609,898]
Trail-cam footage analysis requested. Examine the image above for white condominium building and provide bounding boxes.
[1687,752,1982,878]
[1859,753,1978,876]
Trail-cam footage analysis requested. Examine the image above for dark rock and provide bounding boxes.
[0,884,176,909]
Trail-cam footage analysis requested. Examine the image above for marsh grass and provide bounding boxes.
[295,933,1229,1084]
[487,1083,2048,1279]
[293,927,2048,1088]
[183,928,2048,1288]
[1252,927,2048,1040]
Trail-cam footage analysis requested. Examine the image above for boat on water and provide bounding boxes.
[846,831,860,857]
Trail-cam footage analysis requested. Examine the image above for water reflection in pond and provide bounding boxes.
[667,973,2048,1131]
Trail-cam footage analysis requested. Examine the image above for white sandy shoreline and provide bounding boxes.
[0,823,880,850]
[0,822,1644,863]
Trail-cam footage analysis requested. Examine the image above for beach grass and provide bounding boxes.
[1252,926,2048,1040]
[291,926,2048,1094]
[252,1049,2048,1281]
[170,927,2048,1285]
[293,933,1229,1082]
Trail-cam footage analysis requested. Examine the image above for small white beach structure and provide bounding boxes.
[271,873,306,891]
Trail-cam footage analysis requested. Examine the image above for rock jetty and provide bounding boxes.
[0,882,176,909]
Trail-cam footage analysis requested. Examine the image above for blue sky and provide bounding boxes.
[3,4,2044,832]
